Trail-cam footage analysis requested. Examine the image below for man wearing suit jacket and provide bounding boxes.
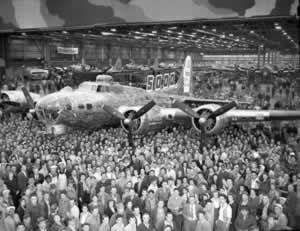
[31,167,44,185]
[182,195,202,231]
[17,165,28,194]
[134,170,149,196]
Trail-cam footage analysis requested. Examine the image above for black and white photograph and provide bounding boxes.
[0,1,299,231]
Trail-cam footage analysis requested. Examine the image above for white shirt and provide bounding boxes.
[218,203,232,224]
[125,223,136,231]
[70,205,80,219]
[93,172,102,181]
[135,215,142,225]
[167,169,176,180]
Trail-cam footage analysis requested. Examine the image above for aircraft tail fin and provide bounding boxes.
[107,57,122,72]
[175,55,193,96]
[114,57,122,71]
[152,57,159,69]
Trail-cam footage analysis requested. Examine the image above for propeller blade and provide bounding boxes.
[172,100,200,118]
[21,87,35,108]
[102,65,113,73]
[131,100,156,120]
[102,105,126,120]
[210,101,237,118]
[0,101,21,107]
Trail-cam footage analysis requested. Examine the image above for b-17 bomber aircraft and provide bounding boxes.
[22,56,300,136]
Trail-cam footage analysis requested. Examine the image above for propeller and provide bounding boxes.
[209,101,237,118]
[21,87,35,109]
[103,100,156,125]
[21,87,38,130]
[198,101,237,127]
[0,101,21,107]
[126,100,156,122]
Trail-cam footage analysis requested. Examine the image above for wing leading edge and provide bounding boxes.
[226,110,300,122]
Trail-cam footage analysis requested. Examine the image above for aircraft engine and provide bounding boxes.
[192,104,230,135]
[1,92,11,101]
[119,106,166,134]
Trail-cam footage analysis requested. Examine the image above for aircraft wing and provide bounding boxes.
[225,109,300,122]
[179,96,250,107]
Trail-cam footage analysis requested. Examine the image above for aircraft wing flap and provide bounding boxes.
[181,97,250,106]
[226,110,300,122]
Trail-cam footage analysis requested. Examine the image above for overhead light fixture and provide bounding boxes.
[202,25,206,29]
[212,28,216,32]
[169,26,177,29]
[134,36,142,39]
[21,32,27,36]
[166,30,173,33]
[62,30,68,34]
[152,30,157,34]
[101,32,114,36]
[110,28,116,32]
[220,34,225,38]
[250,30,254,34]
[229,33,234,37]
[275,25,282,30]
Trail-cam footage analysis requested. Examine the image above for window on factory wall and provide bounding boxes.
[84,43,98,65]
[8,39,41,60]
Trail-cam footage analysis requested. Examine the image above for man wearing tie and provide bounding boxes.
[183,195,202,231]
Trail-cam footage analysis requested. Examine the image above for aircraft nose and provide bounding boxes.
[36,97,71,122]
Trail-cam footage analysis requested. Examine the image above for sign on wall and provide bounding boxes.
[57,47,79,55]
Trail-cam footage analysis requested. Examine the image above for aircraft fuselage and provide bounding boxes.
[35,83,177,129]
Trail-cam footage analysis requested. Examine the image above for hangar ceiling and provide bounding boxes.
[5,16,299,54]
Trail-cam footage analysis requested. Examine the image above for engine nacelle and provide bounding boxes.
[119,105,166,134]
[192,104,230,135]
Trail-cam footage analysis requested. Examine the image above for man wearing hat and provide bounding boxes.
[4,206,16,231]
[234,206,257,231]
[36,217,48,231]
[273,203,289,230]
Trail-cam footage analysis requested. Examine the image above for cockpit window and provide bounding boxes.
[96,85,110,93]
[86,104,93,110]
[78,104,85,109]
[66,104,72,110]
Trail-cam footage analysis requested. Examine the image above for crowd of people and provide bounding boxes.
[0,113,299,231]
[194,69,300,110]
